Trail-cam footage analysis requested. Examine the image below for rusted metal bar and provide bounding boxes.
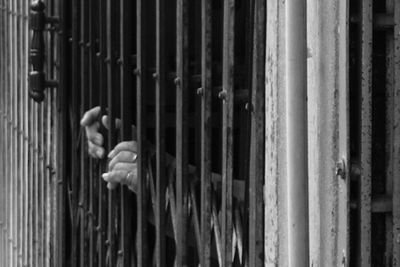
[392,0,400,264]
[359,0,372,265]
[200,0,212,266]
[221,0,235,265]
[136,0,149,264]
[155,0,166,265]
[286,0,309,265]
[248,0,265,265]
[176,0,189,265]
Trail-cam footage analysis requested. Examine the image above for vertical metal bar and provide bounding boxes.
[106,0,118,264]
[200,0,212,266]
[136,0,148,264]
[80,0,89,265]
[392,0,400,264]
[286,0,309,265]
[248,0,265,265]
[71,0,80,265]
[155,0,166,265]
[58,0,67,265]
[10,0,16,264]
[98,0,108,264]
[119,0,134,266]
[88,0,98,265]
[336,0,350,265]
[176,0,189,265]
[359,0,372,265]
[221,0,235,265]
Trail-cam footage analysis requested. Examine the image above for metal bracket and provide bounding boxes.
[29,0,59,102]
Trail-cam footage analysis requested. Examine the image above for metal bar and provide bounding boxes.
[221,0,235,265]
[71,0,80,265]
[200,0,212,266]
[88,0,98,265]
[176,0,189,265]
[98,0,108,264]
[155,0,166,265]
[106,0,118,264]
[359,0,372,265]
[248,0,266,265]
[136,0,148,264]
[336,0,350,265]
[119,0,134,266]
[286,0,309,265]
[392,0,400,264]
[57,0,67,265]
[80,0,90,264]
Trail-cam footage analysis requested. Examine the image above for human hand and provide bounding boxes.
[102,141,138,190]
[80,106,105,159]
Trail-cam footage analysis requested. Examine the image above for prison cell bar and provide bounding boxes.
[221,0,235,265]
[71,0,80,265]
[359,0,372,265]
[119,0,134,265]
[200,0,212,266]
[136,0,149,265]
[98,0,108,264]
[106,0,119,263]
[392,0,400,264]
[286,0,309,265]
[248,0,265,265]
[155,0,167,265]
[176,0,189,265]
[88,0,98,265]
[80,0,90,264]
[58,0,67,264]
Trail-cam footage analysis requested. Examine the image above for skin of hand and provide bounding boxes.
[81,106,136,190]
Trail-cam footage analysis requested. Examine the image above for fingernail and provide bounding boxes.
[132,153,138,162]
[108,150,115,158]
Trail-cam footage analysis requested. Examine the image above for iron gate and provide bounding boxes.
[0,0,265,266]
[2,0,400,266]
[60,0,265,266]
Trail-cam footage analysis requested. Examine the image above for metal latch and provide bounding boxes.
[29,0,59,102]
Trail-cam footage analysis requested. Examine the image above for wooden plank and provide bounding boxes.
[221,0,235,265]
[392,0,400,265]
[359,0,373,265]
[136,0,148,265]
[155,0,166,265]
[200,0,212,266]
[248,0,265,266]
[176,0,189,265]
